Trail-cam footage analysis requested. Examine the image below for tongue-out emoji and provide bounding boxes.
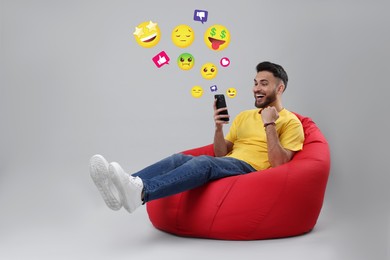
[208,37,226,50]
[204,24,231,51]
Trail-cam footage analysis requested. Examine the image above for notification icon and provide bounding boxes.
[194,9,208,24]
[210,85,218,92]
[152,51,170,68]
[220,57,230,67]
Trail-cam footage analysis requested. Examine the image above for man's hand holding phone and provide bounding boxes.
[214,94,230,125]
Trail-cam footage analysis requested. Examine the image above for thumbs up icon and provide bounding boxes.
[152,51,170,68]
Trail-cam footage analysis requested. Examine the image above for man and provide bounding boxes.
[90,61,304,214]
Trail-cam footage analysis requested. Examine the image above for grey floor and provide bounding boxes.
[0,198,345,260]
[0,166,387,260]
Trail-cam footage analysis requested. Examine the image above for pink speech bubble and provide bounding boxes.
[152,51,170,68]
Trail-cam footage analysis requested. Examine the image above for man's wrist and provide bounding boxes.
[264,122,276,128]
[215,124,224,131]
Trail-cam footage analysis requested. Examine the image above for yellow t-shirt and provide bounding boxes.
[225,108,304,170]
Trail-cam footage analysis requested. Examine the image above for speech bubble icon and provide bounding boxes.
[152,51,170,68]
[193,9,208,24]
[210,85,218,92]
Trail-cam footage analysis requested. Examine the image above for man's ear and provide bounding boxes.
[277,83,285,94]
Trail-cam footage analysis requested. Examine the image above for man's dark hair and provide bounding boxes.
[256,61,288,91]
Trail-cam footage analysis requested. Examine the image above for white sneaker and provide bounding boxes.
[89,154,122,210]
[109,162,144,214]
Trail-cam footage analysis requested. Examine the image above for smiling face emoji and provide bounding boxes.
[191,86,203,98]
[201,63,218,80]
[133,21,161,48]
[226,88,237,98]
[172,24,195,48]
[177,53,195,70]
[204,24,230,51]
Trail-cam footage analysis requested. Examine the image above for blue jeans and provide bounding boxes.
[132,153,256,202]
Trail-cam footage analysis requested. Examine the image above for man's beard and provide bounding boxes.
[254,91,277,108]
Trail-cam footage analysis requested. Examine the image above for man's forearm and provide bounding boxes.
[265,125,292,167]
[214,127,228,157]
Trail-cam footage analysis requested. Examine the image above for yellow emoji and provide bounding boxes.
[204,24,230,51]
[191,86,204,98]
[133,21,161,48]
[172,24,195,48]
[226,88,237,98]
[201,63,218,80]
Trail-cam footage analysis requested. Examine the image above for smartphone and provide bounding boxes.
[215,94,229,121]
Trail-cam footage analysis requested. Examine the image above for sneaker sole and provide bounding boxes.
[89,155,122,211]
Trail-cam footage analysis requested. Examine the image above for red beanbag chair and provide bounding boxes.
[146,113,330,240]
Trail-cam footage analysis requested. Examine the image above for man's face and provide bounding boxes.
[253,71,280,109]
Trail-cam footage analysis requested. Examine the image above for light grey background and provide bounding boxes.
[1,0,389,259]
